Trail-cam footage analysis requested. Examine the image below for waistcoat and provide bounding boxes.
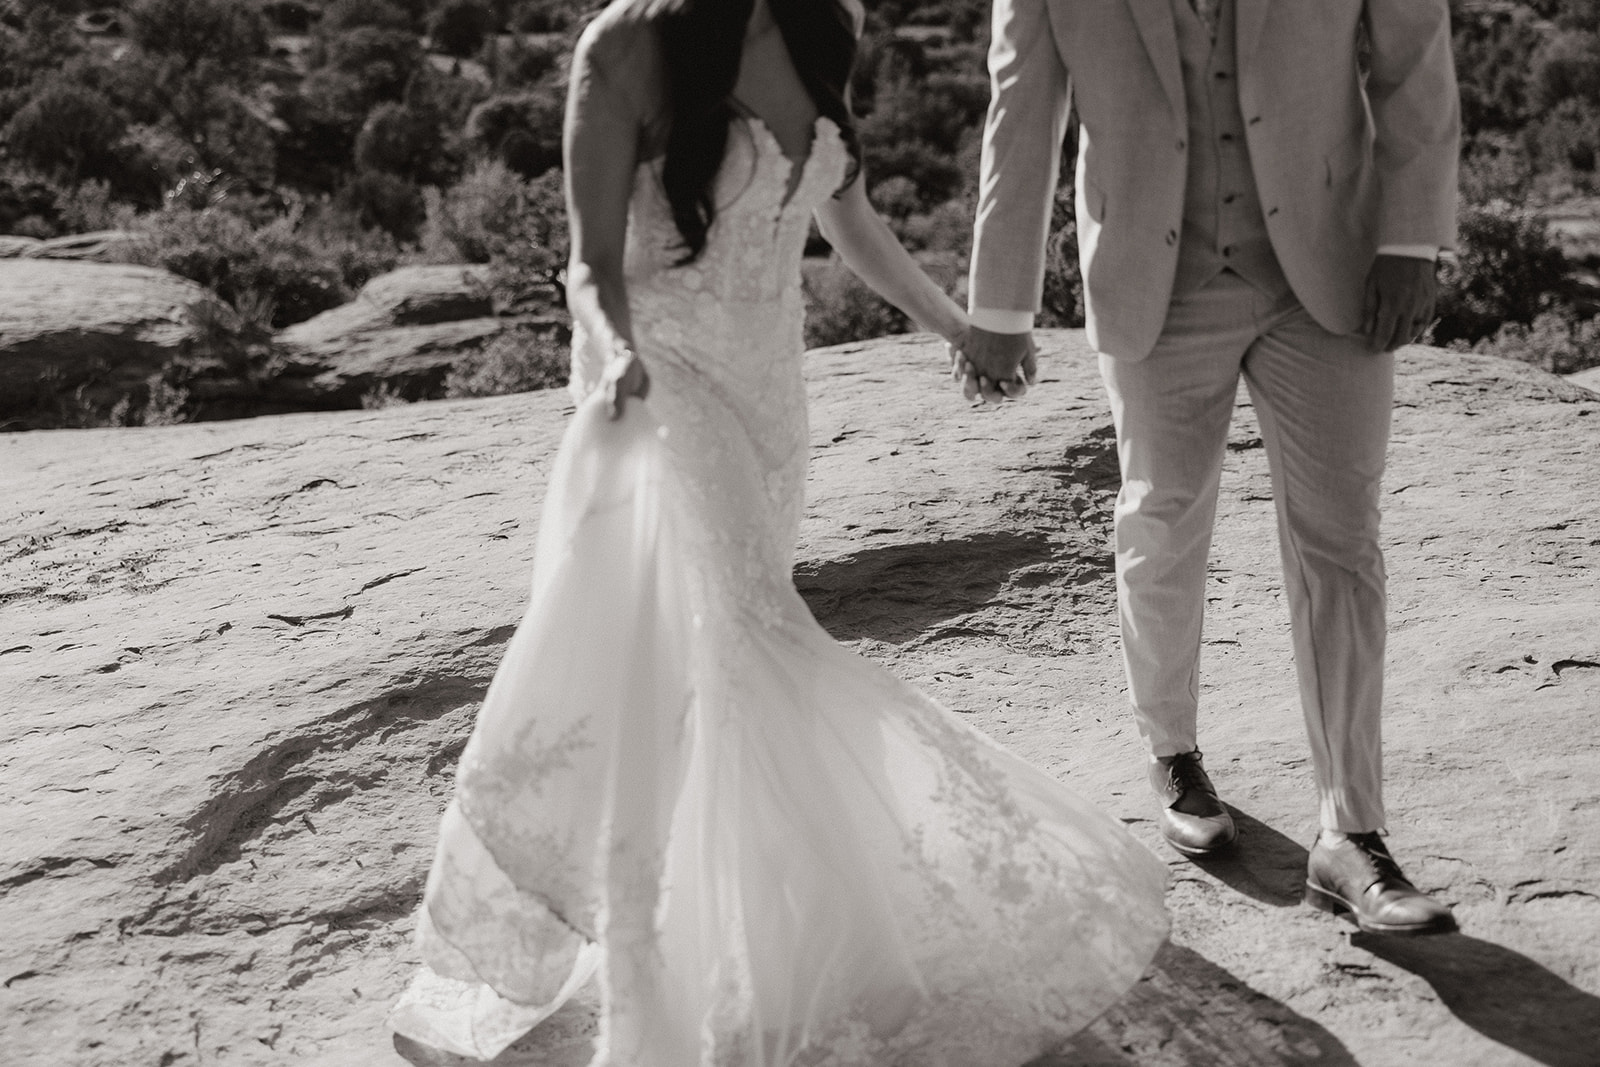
[1171,0,1289,298]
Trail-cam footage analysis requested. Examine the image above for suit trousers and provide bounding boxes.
[1098,269,1391,832]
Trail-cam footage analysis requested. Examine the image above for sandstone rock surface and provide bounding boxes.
[0,259,226,424]
[18,229,137,262]
[0,235,43,258]
[2,333,1597,1066]
[272,264,560,406]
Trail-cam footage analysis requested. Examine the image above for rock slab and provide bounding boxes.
[1,333,1598,1066]
[0,260,226,424]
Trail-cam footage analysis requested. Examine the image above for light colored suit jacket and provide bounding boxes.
[968,0,1461,360]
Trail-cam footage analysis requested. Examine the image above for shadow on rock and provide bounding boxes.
[1188,806,1311,908]
[394,995,598,1067]
[796,531,1057,643]
[1353,931,1600,1067]
[1036,941,1357,1066]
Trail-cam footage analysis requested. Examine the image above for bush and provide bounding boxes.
[803,257,911,348]
[321,0,414,32]
[1459,132,1535,204]
[336,170,426,241]
[316,24,425,107]
[1531,30,1600,111]
[430,0,497,58]
[444,325,569,396]
[1469,309,1600,376]
[128,0,267,71]
[509,0,574,33]
[490,33,562,88]
[1434,201,1571,346]
[2,80,125,182]
[466,89,564,178]
[1039,185,1084,328]
[1532,97,1600,176]
[354,100,445,179]
[126,207,350,327]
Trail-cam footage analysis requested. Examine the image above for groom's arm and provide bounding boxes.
[1363,0,1460,254]
[1359,0,1459,350]
[966,0,1070,390]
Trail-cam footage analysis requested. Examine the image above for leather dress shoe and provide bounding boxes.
[1149,750,1237,856]
[1305,832,1458,935]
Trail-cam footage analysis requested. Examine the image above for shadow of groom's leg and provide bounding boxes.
[1353,932,1600,1067]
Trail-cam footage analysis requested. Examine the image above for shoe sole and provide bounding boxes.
[1162,830,1237,857]
[1303,881,1459,936]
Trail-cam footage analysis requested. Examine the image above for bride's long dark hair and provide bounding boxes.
[655,0,861,264]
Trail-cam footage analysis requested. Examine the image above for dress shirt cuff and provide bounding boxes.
[968,307,1036,334]
[1376,244,1439,262]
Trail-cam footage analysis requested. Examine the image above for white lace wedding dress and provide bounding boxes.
[388,114,1169,1065]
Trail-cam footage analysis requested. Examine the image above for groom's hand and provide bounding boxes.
[1362,254,1438,353]
[953,326,1038,404]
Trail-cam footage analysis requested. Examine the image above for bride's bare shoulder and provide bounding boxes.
[571,0,665,126]
[575,0,663,81]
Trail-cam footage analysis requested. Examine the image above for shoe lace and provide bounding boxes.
[1166,751,1211,796]
[1348,831,1409,887]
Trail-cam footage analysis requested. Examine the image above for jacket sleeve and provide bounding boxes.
[1363,0,1461,251]
[968,0,1071,316]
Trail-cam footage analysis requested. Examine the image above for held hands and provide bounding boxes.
[948,326,1038,404]
[601,341,649,420]
[1362,254,1439,353]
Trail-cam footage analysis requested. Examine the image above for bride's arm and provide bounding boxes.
[564,18,650,417]
[812,175,969,350]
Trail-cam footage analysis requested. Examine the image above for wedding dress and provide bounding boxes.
[388,113,1169,1065]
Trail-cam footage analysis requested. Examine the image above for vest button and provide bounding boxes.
[1220,132,1235,143]
[1215,70,1230,80]
[1223,193,1238,204]
[1176,139,1186,151]
[1222,245,1233,257]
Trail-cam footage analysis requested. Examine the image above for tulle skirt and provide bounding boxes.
[389,395,1170,1065]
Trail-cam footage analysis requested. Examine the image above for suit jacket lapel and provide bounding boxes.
[1235,0,1268,66]
[1125,0,1185,120]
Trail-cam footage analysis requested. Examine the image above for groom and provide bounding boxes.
[963,0,1460,934]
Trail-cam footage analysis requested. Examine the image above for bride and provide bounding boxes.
[388,0,1169,1061]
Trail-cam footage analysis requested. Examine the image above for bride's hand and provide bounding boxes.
[601,343,650,420]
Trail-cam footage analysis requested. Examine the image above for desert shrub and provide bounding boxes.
[260,1,319,33]
[2,80,126,183]
[1468,309,1600,376]
[0,166,67,236]
[354,100,446,180]
[1532,97,1600,176]
[466,89,564,178]
[336,170,427,241]
[509,0,574,33]
[56,179,140,232]
[803,257,911,348]
[127,0,267,71]
[126,207,351,327]
[316,24,425,107]
[1433,201,1571,346]
[1452,8,1542,134]
[444,325,569,396]
[1531,30,1600,111]
[489,34,563,89]
[430,0,497,58]
[321,0,414,32]
[870,175,921,222]
[1460,132,1535,204]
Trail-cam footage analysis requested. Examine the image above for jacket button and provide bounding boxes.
[1166,230,1178,245]
[1176,138,1186,151]
[1267,207,1280,217]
